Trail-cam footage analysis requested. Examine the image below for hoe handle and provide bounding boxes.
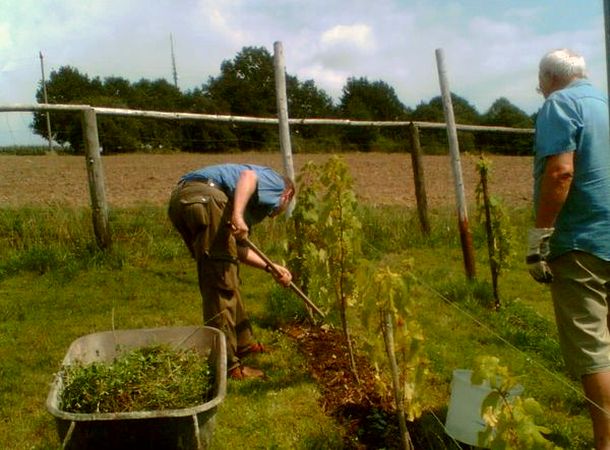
[242,238,325,318]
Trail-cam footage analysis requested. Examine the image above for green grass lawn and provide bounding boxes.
[0,204,596,449]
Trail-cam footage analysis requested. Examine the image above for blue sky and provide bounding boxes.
[0,0,607,146]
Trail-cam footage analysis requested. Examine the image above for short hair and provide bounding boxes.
[539,48,587,84]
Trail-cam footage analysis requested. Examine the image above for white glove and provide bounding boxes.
[526,228,554,283]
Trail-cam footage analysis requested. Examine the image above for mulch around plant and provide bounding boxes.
[282,323,403,449]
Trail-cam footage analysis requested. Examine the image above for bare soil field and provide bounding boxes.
[0,152,532,209]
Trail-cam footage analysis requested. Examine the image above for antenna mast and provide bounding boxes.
[170,33,178,88]
[39,51,53,152]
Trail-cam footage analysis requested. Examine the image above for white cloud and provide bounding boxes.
[298,64,347,97]
[306,23,378,81]
[0,23,11,50]
[198,1,247,46]
[320,24,376,51]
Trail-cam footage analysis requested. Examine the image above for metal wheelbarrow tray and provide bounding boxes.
[46,325,227,450]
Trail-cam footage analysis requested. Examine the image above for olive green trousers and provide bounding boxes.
[168,180,254,371]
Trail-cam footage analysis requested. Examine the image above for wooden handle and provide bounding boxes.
[242,238,326,318]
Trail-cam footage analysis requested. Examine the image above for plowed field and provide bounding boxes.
[0,152,532,209]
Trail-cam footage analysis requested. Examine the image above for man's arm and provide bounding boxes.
[231,169,258,240]
[236,244,292,286]
[535,151,575,227]
[526,151,574,283]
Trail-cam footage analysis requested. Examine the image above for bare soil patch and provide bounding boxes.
[0,152,532,209]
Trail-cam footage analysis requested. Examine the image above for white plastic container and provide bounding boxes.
[444,369,522,447]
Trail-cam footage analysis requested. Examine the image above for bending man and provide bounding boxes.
[169,163,295,380]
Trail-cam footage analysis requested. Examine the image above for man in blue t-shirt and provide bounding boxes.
[527,48,610,449]
[168,164,295,380]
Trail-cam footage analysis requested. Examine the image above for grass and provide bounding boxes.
[0,203,596,449]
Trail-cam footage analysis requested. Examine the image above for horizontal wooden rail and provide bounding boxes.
[0,103,534,134]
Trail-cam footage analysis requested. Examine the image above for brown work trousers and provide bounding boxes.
[168,180,253,371]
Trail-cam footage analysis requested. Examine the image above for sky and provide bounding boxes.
[0,0,607,146]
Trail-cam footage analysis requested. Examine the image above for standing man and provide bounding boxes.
[527,48,610,449]
[169,163,295,380]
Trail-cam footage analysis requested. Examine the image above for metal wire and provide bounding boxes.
[406,270,608,416]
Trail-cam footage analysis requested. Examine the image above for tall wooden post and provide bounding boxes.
[408,123,431,236]
[81,108,111,249]
[435,48,476,279]
[604,0,610,124]
[273,41,296,214]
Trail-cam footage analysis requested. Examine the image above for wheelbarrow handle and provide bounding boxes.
[242,238,326,318]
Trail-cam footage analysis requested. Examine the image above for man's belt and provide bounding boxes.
[178,178,219,189]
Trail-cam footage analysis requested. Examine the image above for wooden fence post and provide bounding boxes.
[478,159,500,308]
[273,41,296,215]
[435,48,476,279]
[81,108,111,249]
[408,123,431,236]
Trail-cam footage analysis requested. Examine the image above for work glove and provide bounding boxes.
[526,227,554,283]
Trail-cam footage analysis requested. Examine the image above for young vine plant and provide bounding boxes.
[475,156,515,307]
[289,156,362,377]
[472,355,561,449]
[357,261,426,450]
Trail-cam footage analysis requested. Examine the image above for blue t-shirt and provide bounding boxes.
[180,164,286,226]
[534,79,610,261]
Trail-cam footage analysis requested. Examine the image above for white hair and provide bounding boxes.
[539,48,587,83]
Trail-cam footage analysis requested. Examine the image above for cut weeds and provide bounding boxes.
[59,344,213,413]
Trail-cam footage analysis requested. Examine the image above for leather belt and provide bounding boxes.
[177,178,218,189]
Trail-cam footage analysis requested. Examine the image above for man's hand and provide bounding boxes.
[231,216,249,241]
[526,227,554,283]
[266,263,292,287]
[231,169,257,241]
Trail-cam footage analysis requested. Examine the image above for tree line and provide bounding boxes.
[32,46,534,155]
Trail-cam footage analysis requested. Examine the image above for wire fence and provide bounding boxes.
[0,103,597,447]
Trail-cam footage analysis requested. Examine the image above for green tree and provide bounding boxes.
[204,46,277,151]
[413,93,480,124]
[130,79,183,111]
[95,76,143,153]
[478,98,534,155]
[102,76,134,102]
[32,66,103,151]
[127,79,185,151]
[412,93,481,154]
[288,78,336,118]
[339,77,409,151]
[32,66,188,153]
[287,77,338,150]
[180,87,238,152]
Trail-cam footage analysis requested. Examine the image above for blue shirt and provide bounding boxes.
[534,79,610,261]
[180,164,286,226]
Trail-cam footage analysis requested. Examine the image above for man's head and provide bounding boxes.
[270,176,296,217]
[538,49,587,98]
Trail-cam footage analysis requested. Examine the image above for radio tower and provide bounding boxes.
[170,33,178,88]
